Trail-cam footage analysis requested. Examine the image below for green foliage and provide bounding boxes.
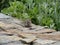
[0,0,16,11]
[1,0,60,31]
[0,0,9,11]
[1,1,30,20]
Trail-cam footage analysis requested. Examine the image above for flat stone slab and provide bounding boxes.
[22,29,56,34]
[0,22,18,30]
[0,13,11,19]
[21,38,36,43]
[0,36,22,44]
[37,32,60,41]
[1,41,28,45]
[0,21,55,34]
[33,39,56,45]
[51,41,60,45]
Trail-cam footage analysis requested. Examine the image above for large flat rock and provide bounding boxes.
[33,39,56,45]
[0,13,60,45]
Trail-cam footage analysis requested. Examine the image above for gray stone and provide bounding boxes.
[0,13,11,19]
[0,36,22,44]
[33,39,56,45]
[1,41,28,45]
[51,41,60,45]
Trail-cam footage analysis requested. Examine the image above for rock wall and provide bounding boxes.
[0,13,60,45]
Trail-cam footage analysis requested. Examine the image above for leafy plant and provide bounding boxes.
[1,0,60,31]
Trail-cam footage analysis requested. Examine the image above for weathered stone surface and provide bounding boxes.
[21,37,36,43]
[37,32,60,40]
[50,31,60,35]
[5,30,37,43]
[0,22,17,30]
[0,31,14,36]
[1,41,29,45]
[33,39,56,45]
[5,29,36,38]
[0,13,11,19]
[0,36,22,44]
[0,13,60,45]
[0,31,13,34]
[29,25,45,30]
[22,29,56,34]
[51,41,60,45]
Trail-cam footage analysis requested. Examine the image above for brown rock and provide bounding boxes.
[6,29,36,38]
[22,29,56,34]
[0,22,17,30]
[5,30,37,43]
[37,32,60,40]
[21,37,36,43]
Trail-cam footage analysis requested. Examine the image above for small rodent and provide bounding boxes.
[23,19,32,27]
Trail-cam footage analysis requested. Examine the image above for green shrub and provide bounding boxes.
[1,0,60,31]
[0,0,16,12]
